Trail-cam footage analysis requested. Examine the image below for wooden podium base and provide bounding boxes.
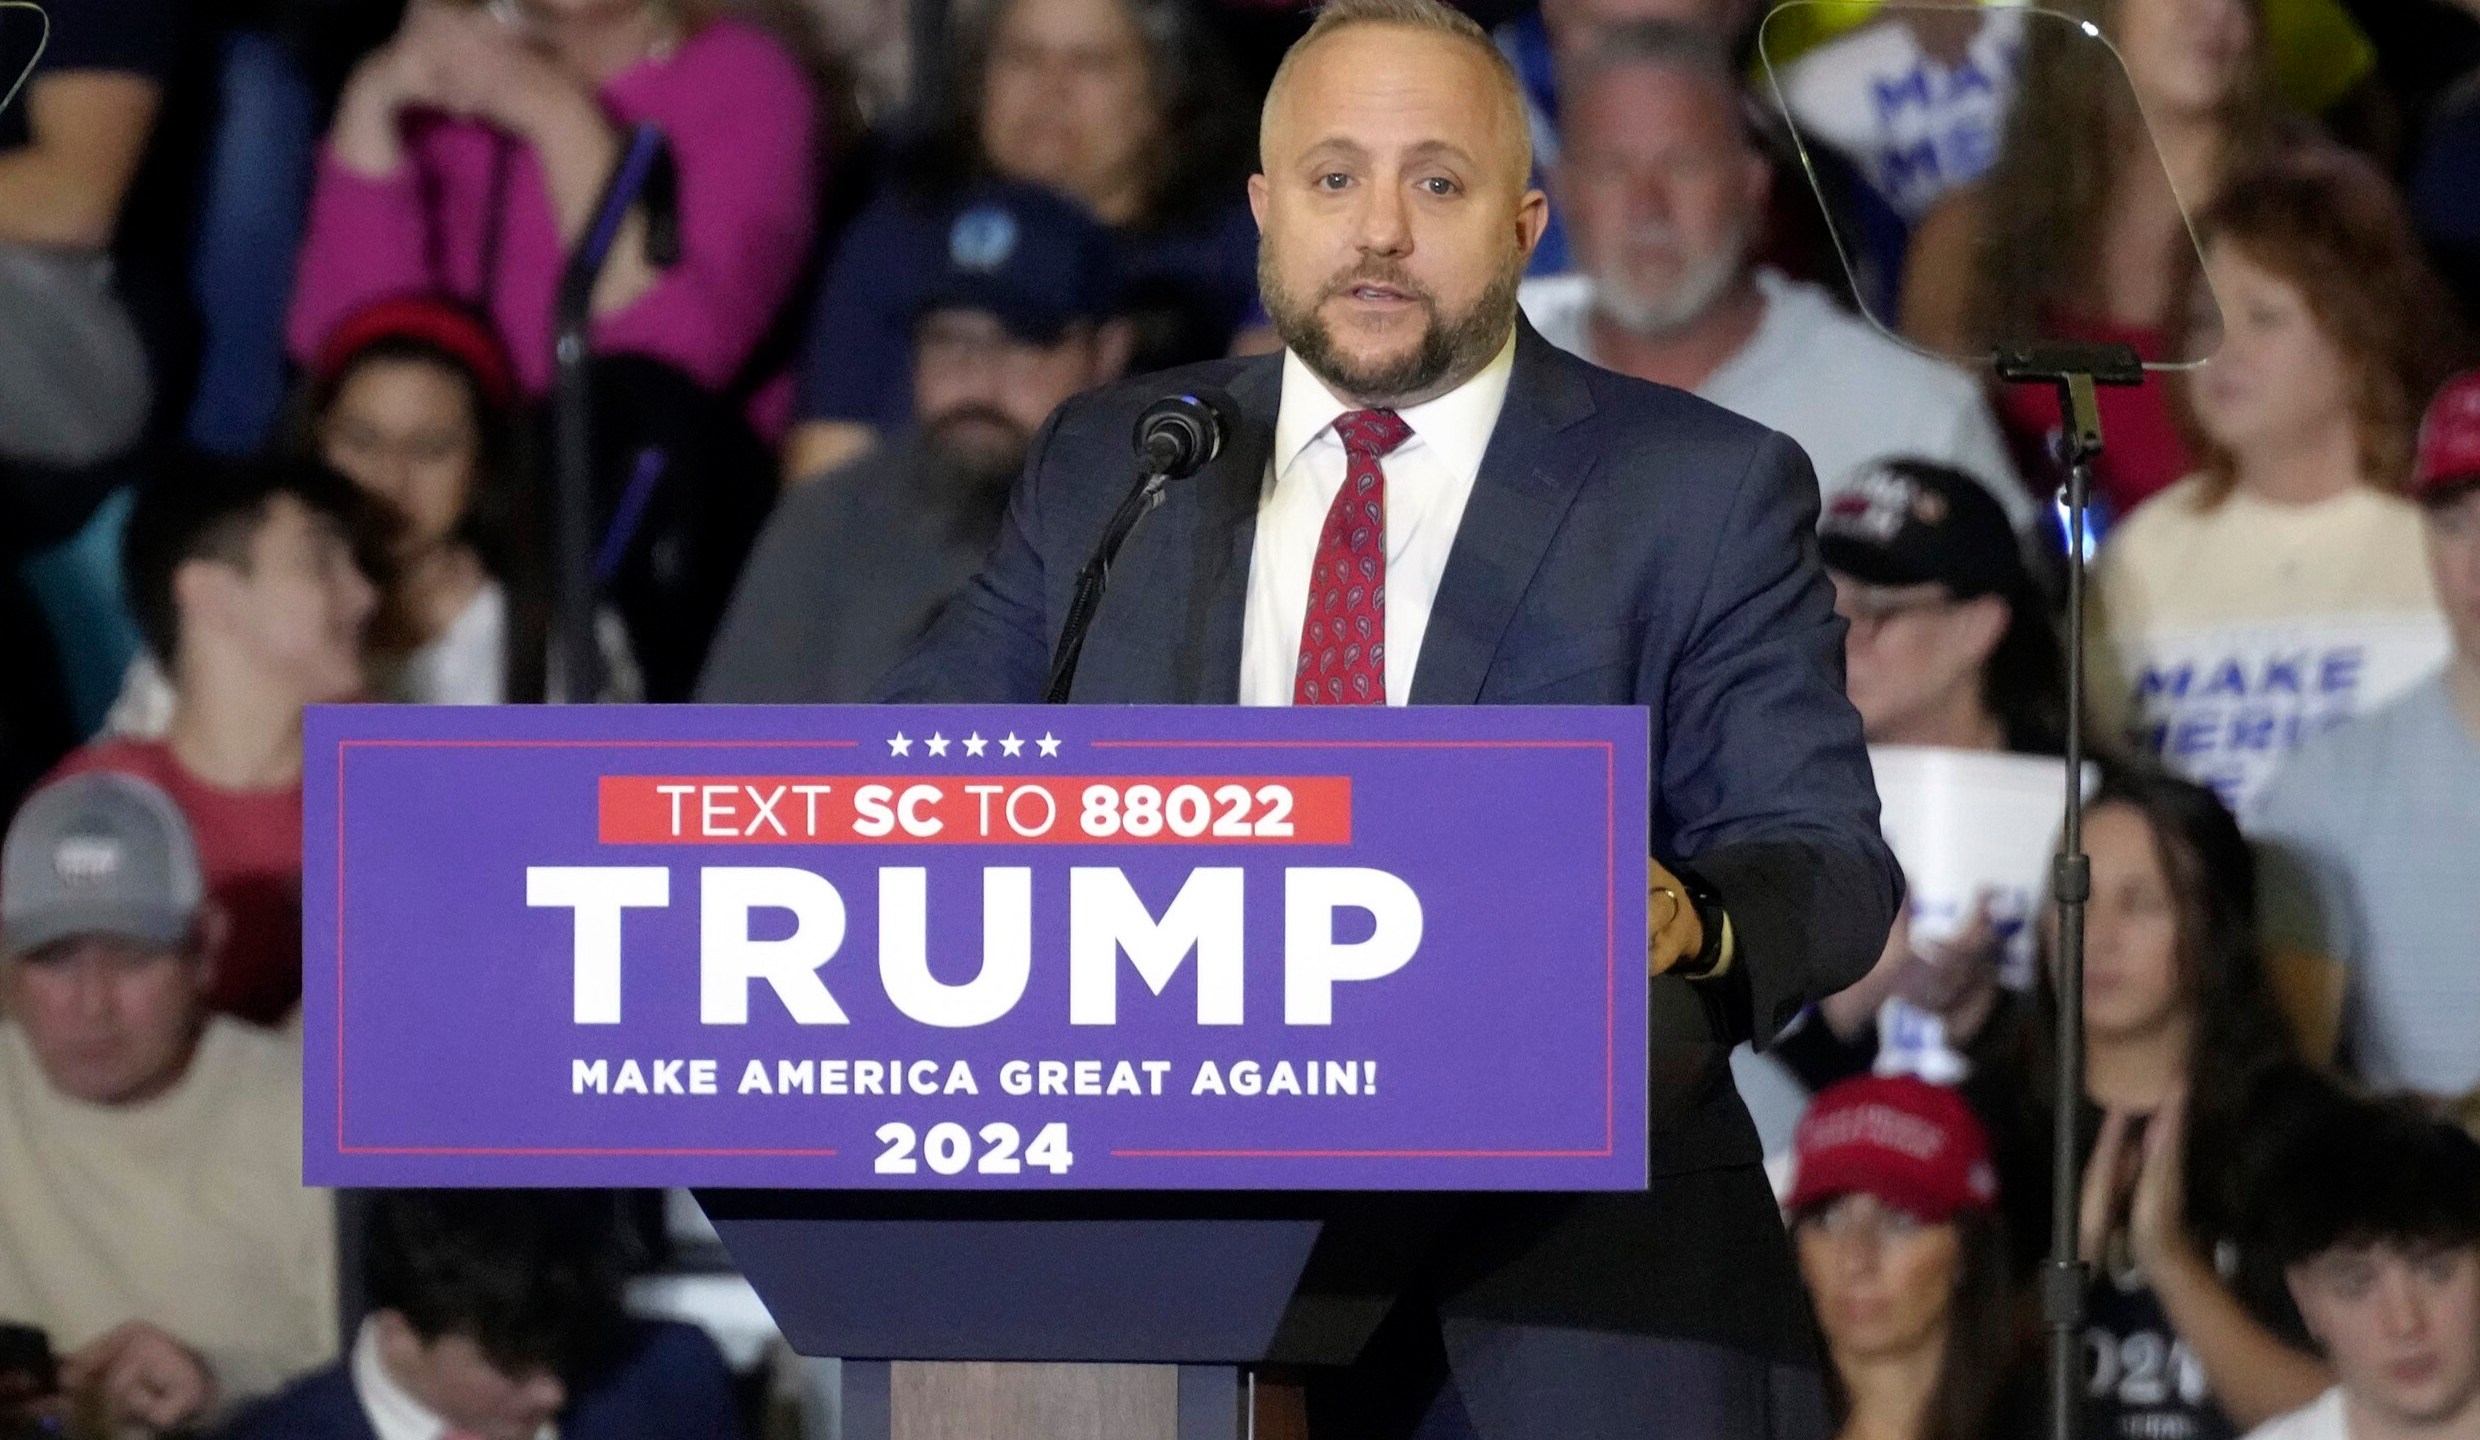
[839,1362,1307,1440]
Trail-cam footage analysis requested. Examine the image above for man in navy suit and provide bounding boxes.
[885,0,1902,1432]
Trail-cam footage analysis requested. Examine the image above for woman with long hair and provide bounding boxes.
[2088,148,2463,816]
[780,0,1256,482]
[2016,766,2337,1440]
[288,0,821,427]
[1899,0,2284,516]
[1788,1074,2021,1440]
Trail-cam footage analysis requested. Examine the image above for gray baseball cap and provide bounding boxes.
[1,772,204,957]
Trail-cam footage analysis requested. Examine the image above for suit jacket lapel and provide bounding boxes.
[1410,320,1601,705]
[1176,356,1280,704]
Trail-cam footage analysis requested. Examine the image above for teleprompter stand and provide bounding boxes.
[1994,340,2143,1440]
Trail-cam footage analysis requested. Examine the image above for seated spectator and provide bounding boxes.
[110,297,638,726]
[1901,0,2287,517]
[0,773,336,1432]
[2090,149,2465,824]
[1785,1075,2019,1440]
[1825,459,2064,756]
[2020,768,2337,1438]
[2248,1099,2480,1440]
[2254,370,2480,1102]
[1519,22,2032,526]
[1775,461,2063,1131]
[50,454,377,1025]
[784,0,1254,483]
[1491,0,1754,278]
[231,1190,740,1440]
[288,0,821,428]
[703,183,1130,701]
[0,0,166,497]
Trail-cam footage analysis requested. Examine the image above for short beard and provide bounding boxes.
[925,405,1033,483]
[1584,226,1746,339]
[1259,245,1526,406]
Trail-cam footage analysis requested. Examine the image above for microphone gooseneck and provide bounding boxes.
[1044,388,1238,703]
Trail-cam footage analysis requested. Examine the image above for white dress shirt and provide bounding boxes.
[1238,333,1519,706]
[353,1317,558,1440]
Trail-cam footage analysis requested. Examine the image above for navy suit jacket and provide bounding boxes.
[883,321,1903,1331]
[223,1322,740,1440]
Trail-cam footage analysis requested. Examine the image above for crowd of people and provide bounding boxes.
[0,0,2476,1436]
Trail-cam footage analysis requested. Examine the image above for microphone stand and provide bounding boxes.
[1995,339,2142,1440]
[1043,460,1179,703]
[517,122,677,705]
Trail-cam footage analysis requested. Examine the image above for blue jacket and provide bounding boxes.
[881,321,1905,1339]
[883,317,1902,1076]
[225,1322,741,1440]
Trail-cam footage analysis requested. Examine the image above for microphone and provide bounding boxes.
[1044,387,1240,702]
[1132,390,1234,478]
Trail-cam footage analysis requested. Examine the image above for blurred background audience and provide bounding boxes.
[2089,147,2463,823]
[0,0,2476,1431]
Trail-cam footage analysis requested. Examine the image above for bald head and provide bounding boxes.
[1260,0,1532,184]
[1248,0,1548,406]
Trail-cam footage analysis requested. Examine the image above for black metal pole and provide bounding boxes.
[2047,436,2097,1440]
[540,123,671,704]
[1994,342,2140,1440]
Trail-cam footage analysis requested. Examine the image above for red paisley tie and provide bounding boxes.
[1294,408,1413,705]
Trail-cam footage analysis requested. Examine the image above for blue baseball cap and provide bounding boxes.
[917,182,1122,346]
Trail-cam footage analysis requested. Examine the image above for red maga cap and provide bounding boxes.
[1785,1074,1998,1222]
[2414,369,2480,503]
[312,295,518,412]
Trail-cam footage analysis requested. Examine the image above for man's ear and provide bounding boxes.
[1751,148,1775,205]
[1958,594,2012,666]
[1516,187,1551,262]
[183,901,231,994]
[1093,318,1137,384]
[1247,172,1270,232]
[2282,1266,2327,1353]
[169,557,238,654]
[371,1310,429,1374]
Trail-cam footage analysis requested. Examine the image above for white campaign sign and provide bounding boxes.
[1867,746,2082,1083]
[1868,746,2078,990]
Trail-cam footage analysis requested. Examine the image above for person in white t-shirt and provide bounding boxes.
[2246,1099,2480,1440]
[1516,19,2030,527]
[2090,148,2466,824]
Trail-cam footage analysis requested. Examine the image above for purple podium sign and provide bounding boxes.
[304,704,1650,1190]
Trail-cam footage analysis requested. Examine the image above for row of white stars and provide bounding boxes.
[888,730,1062,758]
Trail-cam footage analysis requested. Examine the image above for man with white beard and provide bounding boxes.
[1519,20,2034,528]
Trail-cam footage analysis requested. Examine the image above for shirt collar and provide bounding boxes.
[1272,328,1520,484]
[352,1317,557,1440]
[355,1317,452,1440]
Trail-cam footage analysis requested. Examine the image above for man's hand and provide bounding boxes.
[62,1322,215,1433]
[1648,860,1706,977]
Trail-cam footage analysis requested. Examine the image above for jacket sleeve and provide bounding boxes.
[1661,428,1904,1046]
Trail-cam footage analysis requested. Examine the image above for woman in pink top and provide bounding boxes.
[288,0,820,422]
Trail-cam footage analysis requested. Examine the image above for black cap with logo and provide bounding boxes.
[916,182,1122,347]
[1819,458,2030,601]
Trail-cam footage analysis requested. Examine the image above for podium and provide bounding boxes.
[699,1189,1472,1439]
[305,703,1649,1438]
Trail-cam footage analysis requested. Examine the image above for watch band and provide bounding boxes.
[1666,861,1730,981]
